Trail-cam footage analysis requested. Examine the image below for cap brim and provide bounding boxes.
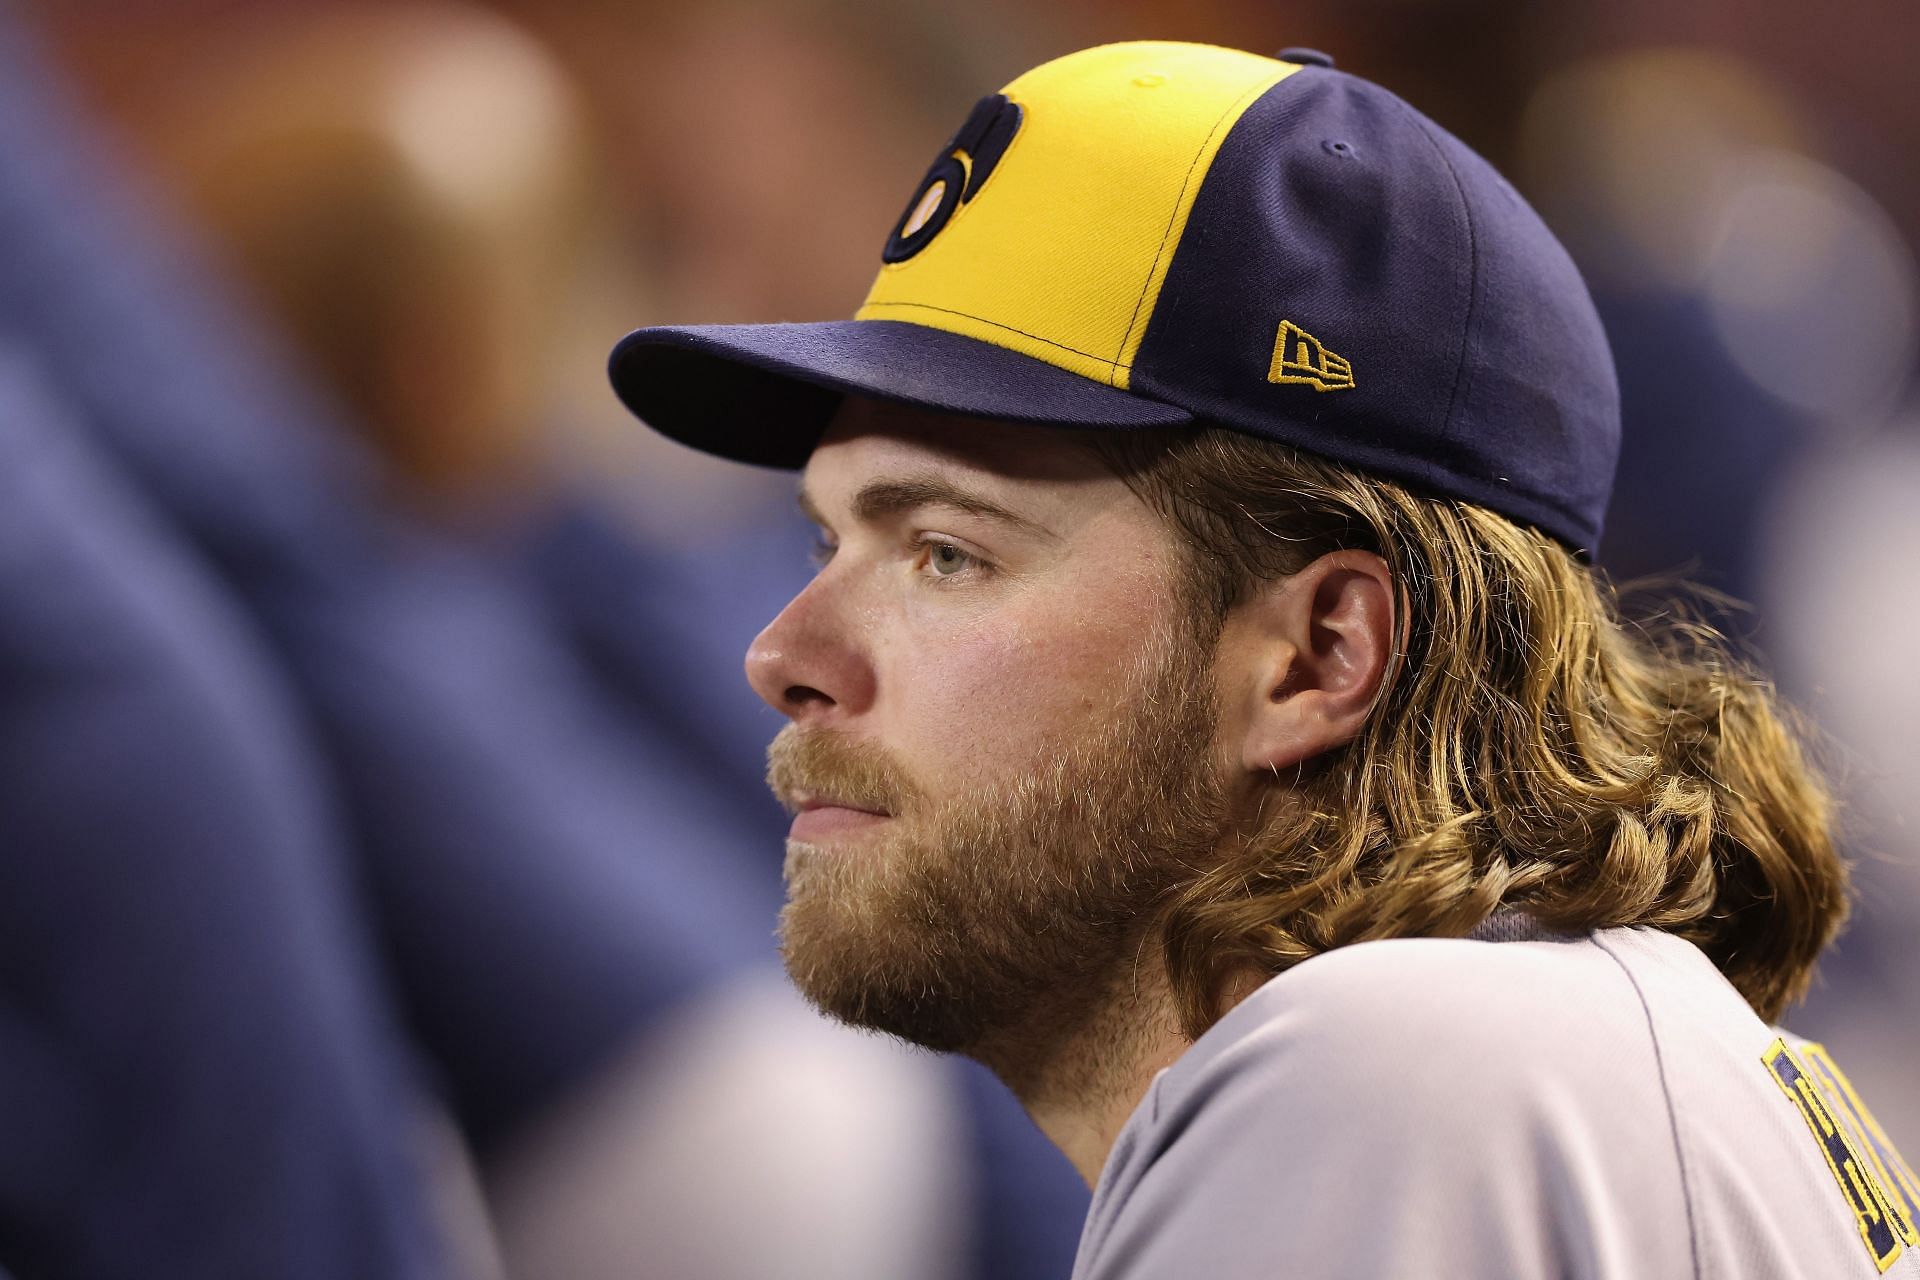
[608,318,1194,468]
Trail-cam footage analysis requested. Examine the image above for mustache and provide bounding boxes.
[766,726,922,818]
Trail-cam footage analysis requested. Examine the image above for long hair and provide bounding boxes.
[1098,428,1848,1034]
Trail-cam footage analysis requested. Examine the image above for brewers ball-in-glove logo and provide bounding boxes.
[882,94,1024,263]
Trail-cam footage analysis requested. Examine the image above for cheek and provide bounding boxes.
[879,592,1150,789]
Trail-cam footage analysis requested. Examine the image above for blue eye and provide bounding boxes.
[809,537,837,569]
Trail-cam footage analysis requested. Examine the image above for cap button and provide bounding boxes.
[1274,47,1334,68]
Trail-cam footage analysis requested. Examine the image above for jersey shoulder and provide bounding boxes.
[1079,928,1702,1278]
[1143,926,1692,1182]
[1196,927,1664,1088]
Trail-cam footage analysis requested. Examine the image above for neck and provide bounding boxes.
[972,958,1274,1188]
[970,951,1192,1188]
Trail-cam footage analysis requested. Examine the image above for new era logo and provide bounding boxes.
[1267,320,1354,392]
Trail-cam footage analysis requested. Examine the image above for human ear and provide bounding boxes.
[1221,550,1396,775]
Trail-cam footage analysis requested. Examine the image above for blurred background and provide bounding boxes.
[2,0,1916,1276]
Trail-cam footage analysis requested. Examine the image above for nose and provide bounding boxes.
[745,575,875,722]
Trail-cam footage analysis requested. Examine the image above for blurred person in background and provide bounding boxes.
[0,6,471,1273]
[0,289,457,1280]
[0,3,967,1276]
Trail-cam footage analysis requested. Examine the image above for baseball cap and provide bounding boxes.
[609,41,1620,553]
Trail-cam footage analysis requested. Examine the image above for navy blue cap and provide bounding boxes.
[610,42,1620,554]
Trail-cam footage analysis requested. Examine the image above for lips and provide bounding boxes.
[788,797,893,842]
[783,787,892,817]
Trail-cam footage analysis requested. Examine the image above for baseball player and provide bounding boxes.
[608,42,1919,1278]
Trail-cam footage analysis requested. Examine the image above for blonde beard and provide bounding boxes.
[767,622,1228,1062]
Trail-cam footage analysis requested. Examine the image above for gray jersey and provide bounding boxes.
[1072,917,1920,1279]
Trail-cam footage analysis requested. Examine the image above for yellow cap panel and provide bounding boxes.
[856,42,1297,389]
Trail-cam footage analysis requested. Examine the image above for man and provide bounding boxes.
[609,41,1920,1277]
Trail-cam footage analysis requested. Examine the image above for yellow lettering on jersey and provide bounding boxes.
[1764,1038,1905,1272]
[1801,1042,1920,1247]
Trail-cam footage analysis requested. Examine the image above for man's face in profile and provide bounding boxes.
[748,396,1232,1056]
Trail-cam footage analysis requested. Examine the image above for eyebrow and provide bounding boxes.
[797,475,1059,541]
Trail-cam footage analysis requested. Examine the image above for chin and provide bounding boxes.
[775,847,1014,1053]
[777,911,986,1053]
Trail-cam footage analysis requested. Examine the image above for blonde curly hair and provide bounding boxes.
[1099,427,1848,1034]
